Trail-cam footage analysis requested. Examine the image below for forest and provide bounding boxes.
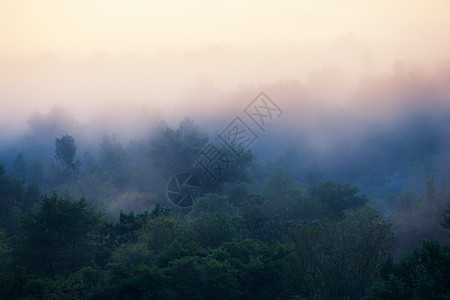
[2,0,450,299]
[1,77,450,299]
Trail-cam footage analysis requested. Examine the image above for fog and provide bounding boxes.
[1,2,450,297]
[2,0,450,146]
[2,53,450,190]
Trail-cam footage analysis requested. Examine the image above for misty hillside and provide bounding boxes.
[1,79,450,298]
[2,1,450,299]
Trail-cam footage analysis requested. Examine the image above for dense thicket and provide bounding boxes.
[0,116,449,299]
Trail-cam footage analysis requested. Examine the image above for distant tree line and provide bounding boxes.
[0,117,449,299]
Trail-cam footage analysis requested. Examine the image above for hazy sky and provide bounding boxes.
[1,0,450,138]
[1,0,450,58]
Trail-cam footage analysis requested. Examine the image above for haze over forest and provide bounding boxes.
[1,1,450,299]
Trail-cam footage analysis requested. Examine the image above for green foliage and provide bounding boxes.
[149,120,209,179]
[98,205,171,266]
[287,206,392,299]
[227,182,252,206]
[97,264,171,299]
[28,161,45,187]
[68,171,119,214]
[367,240,450,299]
[112,210,152,244]
[139,214,185,255]
[0,119,448,300]
[13,152,26,177]
[0,186,442,300]
[308,179,367,218]
[239,194,274,242]
[262,168,305,218]
[215,146,257,187]
[0,165,40,229]
[0,266,106,300]
[443,203,450,233]
[108,192,163,219]
[162,254,240,299]
[189,193,236,217]
[47,162,75,187]
[110,242,150,268]
[46,135,80,187]
[99,239,299,299]
[55,134,78,170]
[187,214,238,248]
[210,239,297,299]
[0,266,32,299]
[99,135,131,190]
[18,193,104,274]
[0,228,10,268]
[391,177,450,255]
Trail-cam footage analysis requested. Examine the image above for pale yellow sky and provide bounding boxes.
[0,0,449,58]
[1,0,450,137]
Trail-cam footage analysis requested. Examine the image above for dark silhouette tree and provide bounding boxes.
[12,153,26,178]
[368,240,450,299]
[149,119,209,179]
[46,135,80,187]
[0,165,40,218]
[19,193,103,274]
[55,135,78,170]
[308,180,367,218]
